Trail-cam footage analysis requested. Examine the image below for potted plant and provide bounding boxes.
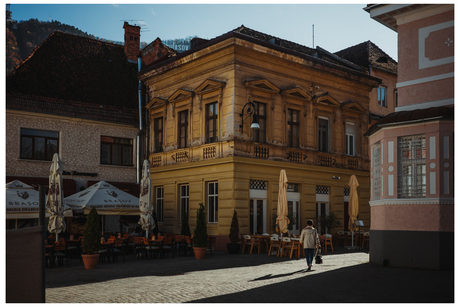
[227,210,240,254]
[81,207,101,269]
[192,203,208,259]
[181,209,191,237]
[319,211,341,234]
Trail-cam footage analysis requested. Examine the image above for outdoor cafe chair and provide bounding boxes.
[184,236,193,256]
[280,237,292,257]
[335,231,345,246]
[134,237,146,259]
[162,236,174,258]
[143,237,161,259]
[174,235,185,256]
[267,236,281,256]
[324,234,333,253]
[362,232,370,249]
[45,244,55,268]
[241,235,252,254]
[112,239,126,262]
[208,236,216,255]
[53,242,69,267]
[249,235,261,254]
[290,238,302,258]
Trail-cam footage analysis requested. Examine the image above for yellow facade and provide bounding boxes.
[140,32,379,249]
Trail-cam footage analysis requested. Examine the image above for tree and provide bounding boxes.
[82,208,101,255]
[6,28,21,74]
[193,203,208,247]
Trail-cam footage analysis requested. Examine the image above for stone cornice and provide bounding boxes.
[369,198,454,206]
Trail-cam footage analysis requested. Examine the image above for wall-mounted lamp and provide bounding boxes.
[239,102,260,131]
[332,176,340,180]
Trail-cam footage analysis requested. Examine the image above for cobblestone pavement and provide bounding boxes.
[45,247,454,303]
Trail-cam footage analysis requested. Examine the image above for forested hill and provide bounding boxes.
[6,18,95,74]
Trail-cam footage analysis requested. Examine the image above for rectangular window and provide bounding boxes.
[154,117,163,153]
[394,89,398,107]
[206,102,218,144]
[287,109,299,148]
[378,86,387,108]
[318,118,329,152]
[20,128,59,161]
[180,184,189,223]
[208,182,218,223]
[178,110,188,149]
[373,142,381,200]
[345,122,356,156]
[156,187,164,223]
[100,136,133,166]
[398,135,426,198]
[252,101,266,143]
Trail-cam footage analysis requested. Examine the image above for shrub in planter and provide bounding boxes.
[193,203,208,259]
[227,210,240,254]
[81,207,101,269]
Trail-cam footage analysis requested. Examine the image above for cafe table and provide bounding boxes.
[250,235,271,253]
[100,241,114,263]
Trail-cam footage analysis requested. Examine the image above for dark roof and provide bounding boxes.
[140,25,380,85]
[335,41,397,74]
[365,105,454,136]
[7,31,139,126]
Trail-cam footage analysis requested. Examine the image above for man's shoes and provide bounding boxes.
[306,266,311,271]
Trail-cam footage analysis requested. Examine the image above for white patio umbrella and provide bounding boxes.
[138,160,155,238]
[46,153,66,242]
[348,175,360,247]
[6,180,72,221]
[63,181,141,216]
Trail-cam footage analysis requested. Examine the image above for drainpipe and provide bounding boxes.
[137,56,142,184]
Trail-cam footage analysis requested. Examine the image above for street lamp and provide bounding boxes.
[239,102,260,131]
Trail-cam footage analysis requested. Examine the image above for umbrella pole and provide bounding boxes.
[146,229,149,239]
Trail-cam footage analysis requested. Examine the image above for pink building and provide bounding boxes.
[364,4,454,269]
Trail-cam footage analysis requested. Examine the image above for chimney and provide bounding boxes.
[123,21,141,62]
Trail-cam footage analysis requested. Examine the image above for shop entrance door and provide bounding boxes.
[316,202,329,234]
[287,191,300,235]
[250,199,266,235]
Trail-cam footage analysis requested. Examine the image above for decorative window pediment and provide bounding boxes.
[244,78,280,94]
[146,97,167,110]
[168,89,194,104]
[281,87,312,100]
[316,94,341,108]
[195,79,226,95]
[340,100,366,113]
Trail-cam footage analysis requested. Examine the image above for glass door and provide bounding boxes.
[250,199,266,235]
[316,202,329,234]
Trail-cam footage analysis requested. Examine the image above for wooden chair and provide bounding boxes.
[324,234,333,253]
[318,235,326,251]
[162,236,174,258]
[280,237,292,257]
[335,231,345,246]
[362,232,370,249]
[290,239,302,258]
[345,231,354,246]
[113,239,126,262]
[267,236,281,256]
[175,235,185,256]
[143,237,160,259]
[184,236,193,256]
[241,235,252,254]
[207,236,216,255]
[54,242,69,267]
[134,237,145,258]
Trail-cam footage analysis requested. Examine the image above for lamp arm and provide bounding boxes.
[239,102,257,129]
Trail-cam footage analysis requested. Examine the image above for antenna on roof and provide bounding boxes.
[312,24,315,48]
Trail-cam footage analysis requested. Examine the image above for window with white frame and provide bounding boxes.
[345,122,356,156]
[156,186,164,223]
[180,184,189,222]
[287,108,300,148]
[318,117,329,152]
[208,182,218,223]
[378,86,387,108]
[398,135,426,198]
[373,142,381,200]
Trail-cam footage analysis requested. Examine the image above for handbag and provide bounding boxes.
[315,246,323,264]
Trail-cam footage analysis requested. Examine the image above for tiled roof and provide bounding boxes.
[365,105,454,136]
[7,31,139,126]
[334,41,397,74]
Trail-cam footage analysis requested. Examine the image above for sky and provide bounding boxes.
[8,2,399,61]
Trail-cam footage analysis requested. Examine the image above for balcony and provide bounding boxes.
[149,140,369,171]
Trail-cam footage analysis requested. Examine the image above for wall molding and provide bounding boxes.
[369,197,454,207]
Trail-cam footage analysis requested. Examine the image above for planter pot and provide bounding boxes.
[193,247,206,260]
[227,243,240,254]
[82,254,99,269]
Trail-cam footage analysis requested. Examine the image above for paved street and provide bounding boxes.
[46,247,454,303]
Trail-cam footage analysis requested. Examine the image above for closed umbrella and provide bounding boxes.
[139,160,155,238]
[276,169,289,235]
[348,175,360,246]
[46,153,66,242]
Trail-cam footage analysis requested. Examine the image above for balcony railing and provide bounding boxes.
[149,140,369,171]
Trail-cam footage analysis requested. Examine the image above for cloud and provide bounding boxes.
[151,8,156,15]
[139,21,148,27]
[112,4,120,8]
